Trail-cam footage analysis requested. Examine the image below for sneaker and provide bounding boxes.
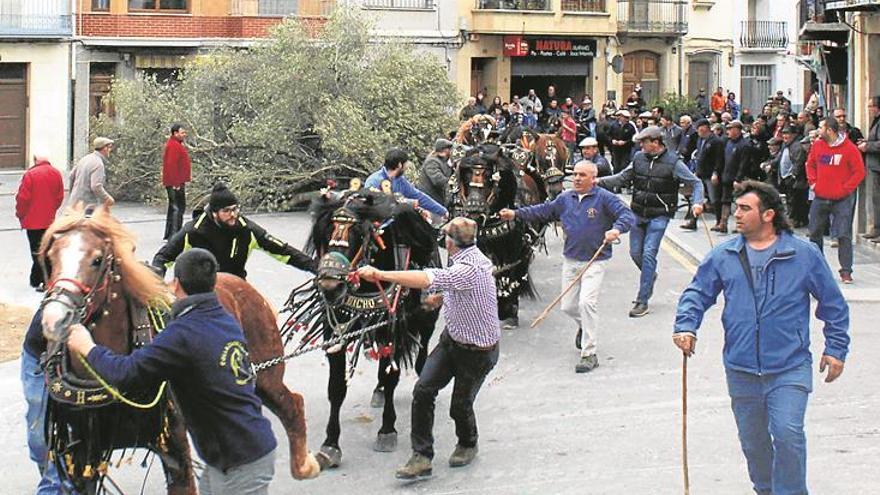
[830,239,839,248]
[501,317,519,329]
[575,355,599,373]
[629,302,649,318]
[862,231,880,240]
[448,445,478,468]
[840,272,854,284]
[575,328,582,350]
[34,283,46,293]
[395,453,432,480]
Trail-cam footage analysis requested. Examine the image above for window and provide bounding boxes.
[92,0,111,11]
[128,0,188,11]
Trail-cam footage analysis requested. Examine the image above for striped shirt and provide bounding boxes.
[425,245,500,348]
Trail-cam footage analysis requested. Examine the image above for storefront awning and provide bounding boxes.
[798,21,850,44]
[825,0,880,12]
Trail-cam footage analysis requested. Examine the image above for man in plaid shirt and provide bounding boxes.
[357,217,499,480]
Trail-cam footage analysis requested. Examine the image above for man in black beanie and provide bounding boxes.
[69,248,287,493]
[152,183,317,279]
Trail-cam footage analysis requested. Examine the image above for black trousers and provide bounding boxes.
[164,185,186,240]
[26,229,46,287]
[410,331,499,459]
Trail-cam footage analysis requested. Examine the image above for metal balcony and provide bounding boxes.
[740,20,788,49]
[0,0,71,38]
[617,0,687,36]
[363,0,435,8]
[474,0,551,11]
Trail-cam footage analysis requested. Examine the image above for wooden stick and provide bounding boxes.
[682,353,690,495]
[530,239,609,329]
[701,213,715,249]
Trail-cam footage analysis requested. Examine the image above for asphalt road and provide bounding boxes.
[0,205,877,494]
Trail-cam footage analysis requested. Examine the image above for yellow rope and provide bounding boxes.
[77,353,168,410]
[74,304,171,410]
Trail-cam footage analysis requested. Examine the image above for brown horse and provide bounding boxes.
[39,205,318,494]
[520,129,569,199]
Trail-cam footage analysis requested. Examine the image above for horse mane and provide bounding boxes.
[454,115,497,144]
[40,205,172,308]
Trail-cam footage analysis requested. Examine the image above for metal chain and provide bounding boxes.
[250,319,390,373]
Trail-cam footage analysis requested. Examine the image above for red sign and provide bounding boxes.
[503,36,529,57]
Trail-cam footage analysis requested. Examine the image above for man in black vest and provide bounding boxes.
[600,126,704,317]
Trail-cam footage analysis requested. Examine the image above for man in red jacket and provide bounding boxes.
[162,123,192,240]
[15,155,64,291]
[807,117,866,284]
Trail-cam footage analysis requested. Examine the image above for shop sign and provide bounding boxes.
[503,36,597,58]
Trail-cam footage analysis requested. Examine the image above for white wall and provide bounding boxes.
[0,42,71,171]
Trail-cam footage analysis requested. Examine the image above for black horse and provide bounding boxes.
[448,144,537,328]
[281,190,440,469]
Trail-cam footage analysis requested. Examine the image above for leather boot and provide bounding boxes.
[716,204,730,234]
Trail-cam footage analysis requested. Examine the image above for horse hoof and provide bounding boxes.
[295,452,322,479]
[370,389,385,409]
[316,445,341,470]
[373,432,398,452]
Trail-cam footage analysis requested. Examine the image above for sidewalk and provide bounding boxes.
[663,209,880,303]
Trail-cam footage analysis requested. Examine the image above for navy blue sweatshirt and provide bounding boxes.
[514,187,635,262]
[87,293,276,472]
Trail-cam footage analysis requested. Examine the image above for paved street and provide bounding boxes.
[0,199,877,494]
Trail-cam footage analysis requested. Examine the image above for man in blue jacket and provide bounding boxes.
[673,181,849,495]
[365,148,448,220]
[68,248,280,494]
[500,161,635,372]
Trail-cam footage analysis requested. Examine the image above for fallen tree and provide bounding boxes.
[94,8,460,210]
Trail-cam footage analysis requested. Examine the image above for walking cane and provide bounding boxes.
[530,239,611,329]
[700,212,716,249]
[682,352,690,495]
[682,212,712,494]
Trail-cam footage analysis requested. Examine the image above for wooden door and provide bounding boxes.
[0,63,28,170]
[688,60,710,98]
[623,51,660,103]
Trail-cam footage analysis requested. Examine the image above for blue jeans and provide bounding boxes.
[808,194,855,275]
[21,350,69,494]
[726,361,813,495]
[629,215,669,304]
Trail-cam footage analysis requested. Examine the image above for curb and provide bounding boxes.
[663,226,880,304]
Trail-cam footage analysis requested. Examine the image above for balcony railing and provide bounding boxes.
[740,20,788,49]
[229,0,335,16]
[0,0,71,37]
[363,0,435,8]
[617,0,687,35]
[474,0,551,11]
[561,0,606,11]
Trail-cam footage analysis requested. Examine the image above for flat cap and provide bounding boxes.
[93,137,114,150]
[633,125,664,142]
[726,120,744,129]
[579,137,599,147]
[434,138,454,152]
[616,109,632,118]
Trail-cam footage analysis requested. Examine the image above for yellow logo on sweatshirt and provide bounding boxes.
[219,341,254,385]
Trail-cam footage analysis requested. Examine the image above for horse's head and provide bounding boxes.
[310,190,395,304]
[455,144,517,222]
[531,135,567,200]
[41,224,115,349]
[39,206,170,355]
